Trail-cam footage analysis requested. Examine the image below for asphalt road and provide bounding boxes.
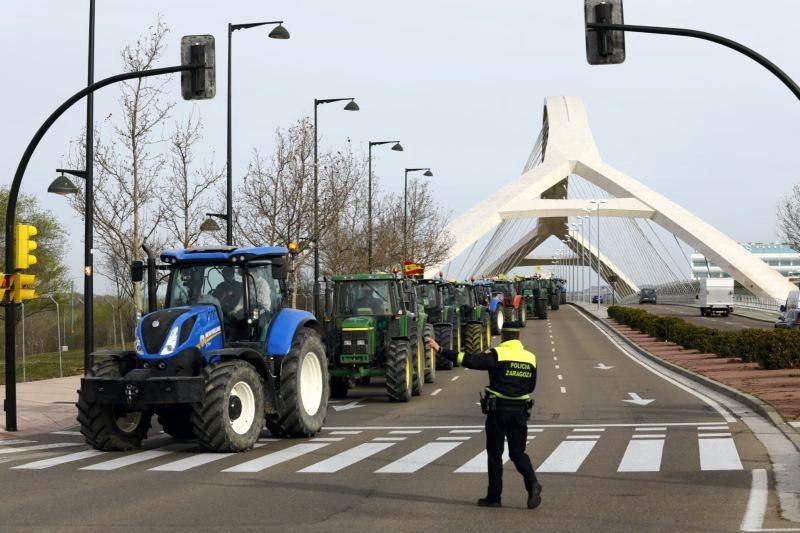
[622,303,774,331]
[0,306,793,532]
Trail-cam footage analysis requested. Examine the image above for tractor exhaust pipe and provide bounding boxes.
[141,243,158,314]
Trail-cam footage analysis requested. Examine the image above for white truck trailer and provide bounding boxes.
[696,278,734,317]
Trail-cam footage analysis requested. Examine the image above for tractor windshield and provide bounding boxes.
[335,280,395,316]
[491,282,513,298]
[453,285,472,307]
[169,264,245,320]
[441,285,456,306]
[519,280,535,292]
[416,283,440,309]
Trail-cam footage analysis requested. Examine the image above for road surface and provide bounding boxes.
[623,303,773,331]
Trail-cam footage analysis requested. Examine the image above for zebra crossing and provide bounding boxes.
[2,423,745,476]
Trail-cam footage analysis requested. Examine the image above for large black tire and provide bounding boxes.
[156,405,194,440]
[265,327,329,437]
[386,339,413,402]
[551,294,560,311]
[412,334,424,397]
[502,305,514,326]
[191,360,265,452]
[464,322,483,354]
[519,305,528,327]
[483,320,492,350]
[434,324,454,370]
[423,323,436,384]
[330,376,350,399]
[77,360,152,451]
[490,306,504,335]
[537,300,549,320]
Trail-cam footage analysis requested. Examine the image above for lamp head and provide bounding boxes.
[268,24,290,39]
[47,174,79,196]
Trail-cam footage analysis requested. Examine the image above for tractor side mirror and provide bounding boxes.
[131,260,145,283]
[272,257,288,280]
[780,305,786,312]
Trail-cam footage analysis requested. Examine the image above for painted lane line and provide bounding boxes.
[741,469,768,532]
[455,448,510,473]
[451,376,460,382]
[0,442,82,455]
[550,341,555,345]
[528,428,544,433]
[573,428,605,432]
[552,349,556,353]
[632,434,665,439]
[299,442,395,473]
[572,306,735,423]
[431,388,443,396]
[373,437,406,442]
[50,431,83,437]
[150,452,236,472]
[325,421,741,431]
[375,442,463,473]
[557,374,563,381]
[618,439,664,472]
[555,365,560,370]
[698,426,729,431]
[553,355,557,360]
[223,443,330,473]
[12,449,106,470]
[566,435,601,440]
[389,430,422,434]
[437,436,471,441]
[450,429,482,434]
[699,433,732,438]
[538,440,597,472]
[699,437,743,471]
[635,427,667,431]
[0,439,36,446]
[311,437,345,442]
[80,448,175,470]
[329,430,362,435]
[560,387,567,394]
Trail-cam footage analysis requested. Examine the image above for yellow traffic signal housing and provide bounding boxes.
[12,273,37,303]
[14,224,38,270]
[0,274,9,303]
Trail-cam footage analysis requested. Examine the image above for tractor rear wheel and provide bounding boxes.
[484,321,492,350]
[191,360,264,452]
[330,376,350,399]
[423,324,436,383]
[519,305,528,327]
[490,306,504,335]
[464,322,483,354]
[265,327,329,437]
[412,335,424,396]
[386,339,413,402]
[157,405,194,440]
[537,300,549,320]
[551,295,560,311]
[77,359,152,451]
[434,325,454,370]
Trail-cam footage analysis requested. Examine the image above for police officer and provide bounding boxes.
[428,328,541,509]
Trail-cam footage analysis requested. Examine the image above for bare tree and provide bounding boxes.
[779,184,800,251]
[68,19,175,314]
[161,111,224,248]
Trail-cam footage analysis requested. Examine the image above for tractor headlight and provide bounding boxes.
[343,340,352,346]
[134,337,144,355]
[356,340,365,346]
[160,326,180,355]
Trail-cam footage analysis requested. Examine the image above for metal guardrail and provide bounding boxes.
[615,288,783,317]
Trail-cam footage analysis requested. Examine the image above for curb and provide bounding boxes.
[567,303,800,452]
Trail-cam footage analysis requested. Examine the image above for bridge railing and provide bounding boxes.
[615,284,784,317]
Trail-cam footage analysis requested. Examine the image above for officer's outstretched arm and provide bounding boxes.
[427,338,495,370]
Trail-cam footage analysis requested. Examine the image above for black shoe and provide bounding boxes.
[527,482,542,509]
[477,498,502,508]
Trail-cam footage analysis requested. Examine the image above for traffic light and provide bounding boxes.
[181,35,216,100]
[584,0,626,65]
[14,224,38,270]
[11,273,36,303]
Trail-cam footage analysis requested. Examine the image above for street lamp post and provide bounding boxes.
[222,20,290,246]
[313,97,359,316]
[403,168,433,260]
[590,199,607,309]
[45,295,63,378]
[368,140,403,272]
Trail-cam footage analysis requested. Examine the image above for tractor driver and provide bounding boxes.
[354,284,385,315]
[213,266,244,318]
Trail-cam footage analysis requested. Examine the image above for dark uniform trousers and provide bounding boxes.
[443,338,539,503]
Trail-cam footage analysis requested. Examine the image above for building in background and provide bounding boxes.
[691,242,800,285]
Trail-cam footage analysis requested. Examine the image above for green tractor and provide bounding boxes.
[450,281,492,354]
[516,276,549,320]
[404,277,437,385]
[415,278,460,370]
[547,278,561,311]
[324,273,424,401]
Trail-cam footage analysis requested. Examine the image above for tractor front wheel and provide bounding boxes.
[77,359,152,451]
[464,322,483,354]
[434,325,454,370]
[519,305,528,327]
[491,307,504,335]
[423,324,436,383]
[386,339,413,402]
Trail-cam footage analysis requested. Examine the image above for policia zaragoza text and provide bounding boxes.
[428,328,542,509]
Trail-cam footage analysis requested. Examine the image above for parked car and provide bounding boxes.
[775,309,800,329]
[591,295,605,304]
[639,288,657,304]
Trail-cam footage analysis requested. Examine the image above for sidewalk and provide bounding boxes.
[571,301,800,426]
[0,375,80,438]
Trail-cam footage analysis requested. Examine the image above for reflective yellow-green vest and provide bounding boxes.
[485,339,537,400]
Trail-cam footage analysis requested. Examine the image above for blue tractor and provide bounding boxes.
[77,245,329,452]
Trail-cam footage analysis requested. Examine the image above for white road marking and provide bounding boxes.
[373,437,406,442]
[741,469,768,532]
[149,452,236,472]
[12,449,106,470]
[632,434,665,439]
[573,428,605,432]
[375,442,463,473]
[81,448,175,470]
[698,426,729,431]
[566,435,601,440]
[437,436,471,441]
[323,422,737,431]
[311,437,345,442]
[550,341,555,345]
[431,388,442,396]
[0,442,82,455]
[50,431,83,437]
[0,439,36,446]
[329,431,362,435]
[451,376,460,382]
[699,433,732,438]
[450,429,482,434]
[557,374,563,380]
[560,387,567,394]
[635,427,667,431]
[299,442,395,473]
[455,448,510,473]
[223,443,330,473]
[618,439,664,472]
[699,438,743,470]
[555,365,560,370]
[389,430,422,434]
[572,306,735,423]
[538,440,597,472]
[552,349,556,353]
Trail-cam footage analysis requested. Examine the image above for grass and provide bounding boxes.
[0,346,102,385]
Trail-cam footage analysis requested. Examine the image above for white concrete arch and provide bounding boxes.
[432,96,795,302]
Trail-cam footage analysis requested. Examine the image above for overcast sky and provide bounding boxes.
[2,1,799,292]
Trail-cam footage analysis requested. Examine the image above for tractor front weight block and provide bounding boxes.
[81,373,205,410]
